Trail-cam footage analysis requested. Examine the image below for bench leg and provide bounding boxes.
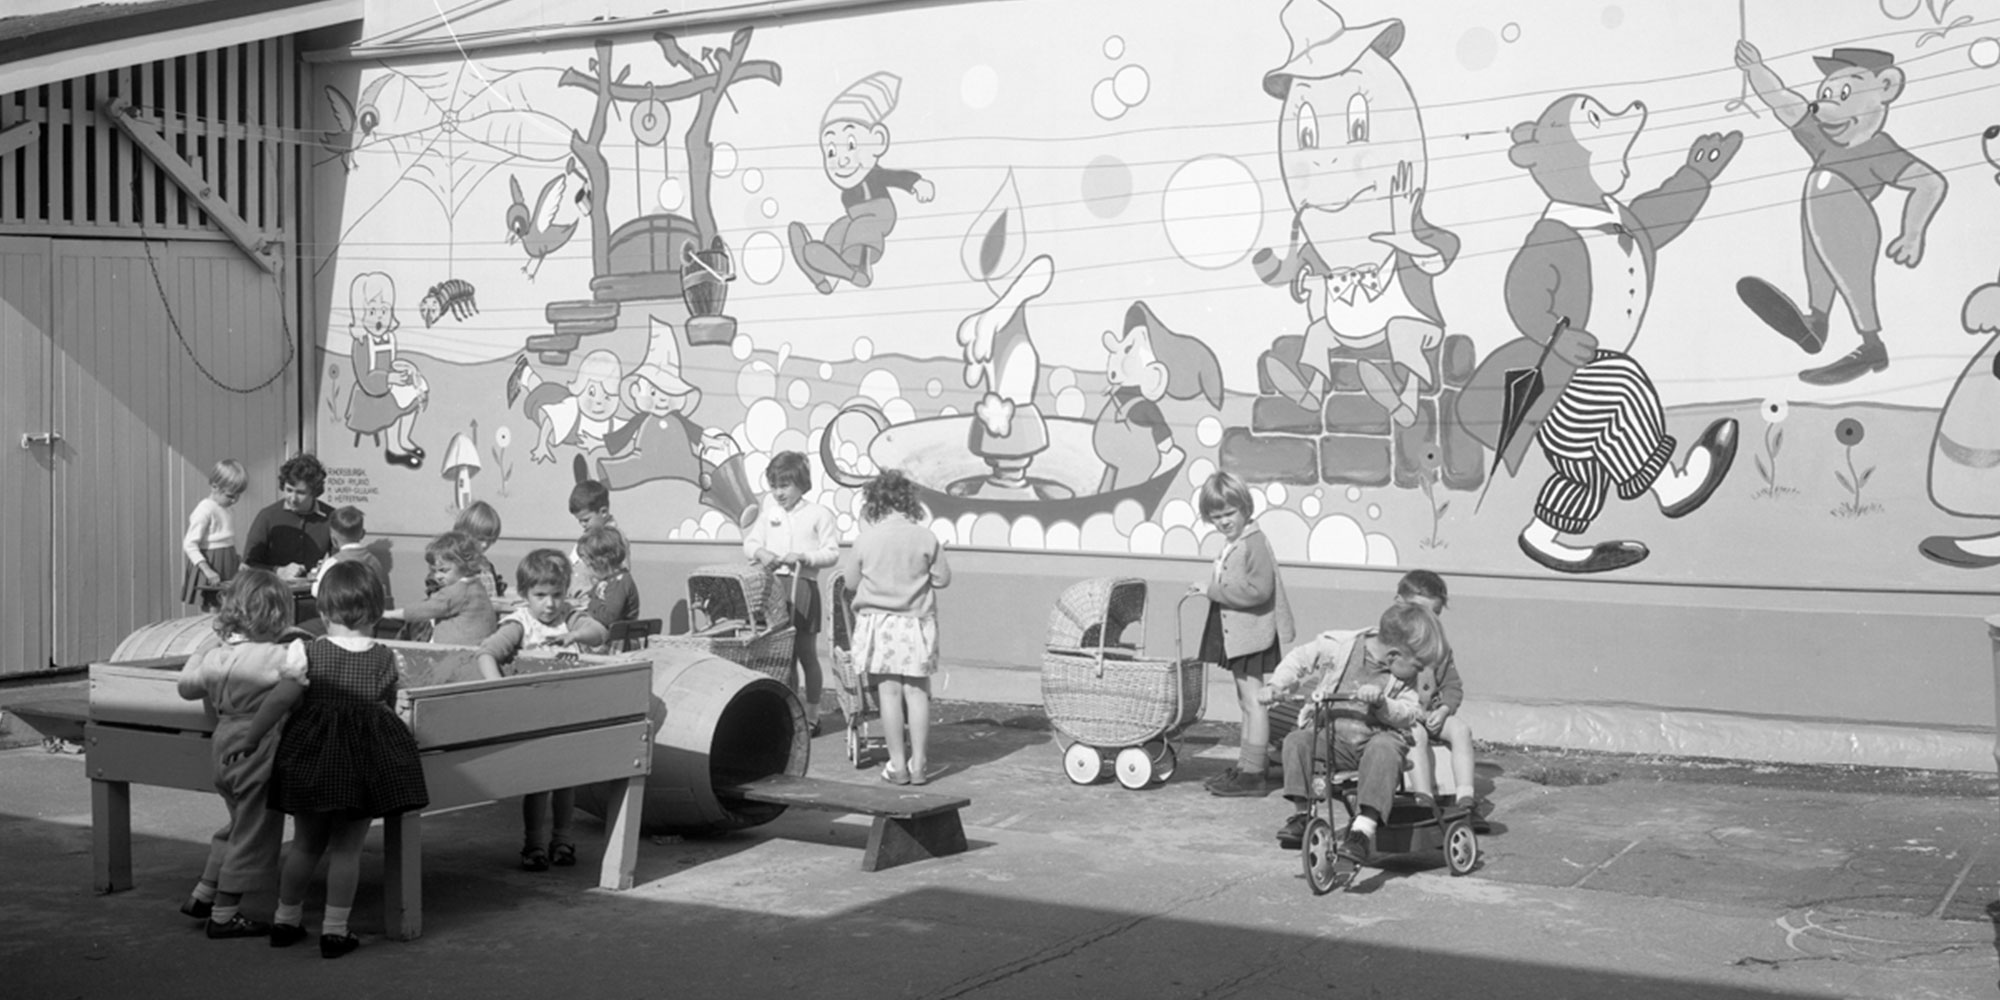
[861,810,968,872]
[91,779,133,894]
[598,777,645,891]
[382,811,423,941]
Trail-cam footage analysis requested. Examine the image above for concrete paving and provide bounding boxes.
[4,699,2000,1000]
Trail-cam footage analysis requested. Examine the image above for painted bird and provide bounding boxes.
[320,74,392,172]
[504,161,588,281]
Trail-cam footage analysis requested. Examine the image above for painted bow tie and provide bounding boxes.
[1325,263,1390,305]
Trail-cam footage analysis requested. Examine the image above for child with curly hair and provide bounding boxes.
[836,470,951,785]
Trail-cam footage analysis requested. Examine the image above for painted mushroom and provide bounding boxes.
[441,431,481,510]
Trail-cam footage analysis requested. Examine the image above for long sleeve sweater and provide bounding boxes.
[838,515,950,617]
[742,496,840,581]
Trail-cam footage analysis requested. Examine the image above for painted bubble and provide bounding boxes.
[761,197,780,219]
[740,230,786,285]
[1162,526,1199,556]
[1081,155,1134,219]
[742,452,768,494]
[1044,520,1081,550]
[744,398,788,451]
[809,402,839,432]
[1128,521,1164,555]
[736,360,777,405]
[1091,78,1125,121]
[1162,155,1262,269]
[770,428,809,458]
[1971,37,2000,69]
[837,512,854,534]
[1365,533,1399,567]
[884,398,916,424]
[1197,416,1223,448]
[852,337,875,362]
[1103,35,1124,60]
[938,405,958,418]
[699,509,728,537]
[929,519,957,547]
[1260,510,1309,561]
[1308,514,1368,565]
[1111,498,1146,534]
[1054,386,1087,418]
[1346,486,1362,502]
[1265,482,1287,507]
[658,176,685,212]
[711,143,738,177]
[1079,511,1123,552]
[788,379,810,409]
[1501,22,1521,43]
[1458,27,1498,71]
[1160,498,1195,531]
[730,334,753,361]
[1301,494,1321,518]
[1187,457,1216,488]
[971,512,1011,547]
[859,368,901,405]
[819,362,834,380]
[955,512,978,547]
[1112,64,1149,106]
[741,168,764,193]
[1048,367,1076,393]
[1367,504,1381,519]
[926,378,943,398]
[961,64,999,109]
[1009,516,1044,550]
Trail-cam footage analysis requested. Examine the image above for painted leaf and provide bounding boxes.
[961,168,1025,287]
[1771,428,1784,455]
[1435,500,1451,518]
[1858,467,1875,488]
[1836,471,1853,491]
[1753,454,1770,484]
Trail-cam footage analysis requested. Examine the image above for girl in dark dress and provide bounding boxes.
[232,560,427,959]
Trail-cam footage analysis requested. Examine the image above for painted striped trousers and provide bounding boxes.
[1532,351,1676,535]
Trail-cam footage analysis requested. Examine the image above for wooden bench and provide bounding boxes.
[718,773,969,872]
[81,645,655,940]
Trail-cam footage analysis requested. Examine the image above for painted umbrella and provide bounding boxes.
[1473,317,1568,514]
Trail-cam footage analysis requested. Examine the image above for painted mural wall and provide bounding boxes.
[307,0,2000,590]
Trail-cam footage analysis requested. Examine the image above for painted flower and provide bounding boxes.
[1835,418,1866,446]
[329,362,343,380]
[493,426,513,449]
[1761,399,1789,424]
[1418,447,1443,473]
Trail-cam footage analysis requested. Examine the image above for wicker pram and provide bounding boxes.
[1040,577,1205,789]
[824,572,885,767]
[649,563,798,685]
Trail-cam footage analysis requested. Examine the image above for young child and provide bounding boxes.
[234,560,429,958]
[1394,570,1479,815]
[743,451,840,734]
[384,531,500,646]
[311,505,392,607]
[175,569,294,938]
[181,459,248,610]
[476,549,608,870]
[567,479,616,597]
[1192,470,1294,797]
[837,470,950,785]
[1260,602,1445,887]
[451,499,507,598]
[578,526,640,651]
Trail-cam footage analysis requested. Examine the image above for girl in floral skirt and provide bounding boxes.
[837,470,951,785]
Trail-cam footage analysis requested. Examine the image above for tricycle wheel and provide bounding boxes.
[1301,817,1339,895]
[1063,743,1104,785]
[1444,819,1479,876]
[1114,746,1153,790]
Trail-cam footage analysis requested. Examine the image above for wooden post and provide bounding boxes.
[382,810,423,940]
[91,778,134,894]
[97,89,279,273]
[598,775,646,891]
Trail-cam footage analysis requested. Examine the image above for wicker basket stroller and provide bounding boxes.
[823,572,886,767]
[1040,577,1205,789]
[649,563,798,685]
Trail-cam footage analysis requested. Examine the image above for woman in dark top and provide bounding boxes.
[242,453,335,577]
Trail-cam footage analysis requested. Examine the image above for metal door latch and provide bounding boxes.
[19,431,61,448]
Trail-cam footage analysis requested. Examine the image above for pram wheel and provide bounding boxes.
[1301,817,1340,895]
[1443,819,1479,876]
[1063,743,1105,785]
[846,718,864,767]
[1147,740,1177,782]
[1114,747,1153,789]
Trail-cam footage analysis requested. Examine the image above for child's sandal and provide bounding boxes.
[520,846,550,872]
[549,841,577,867]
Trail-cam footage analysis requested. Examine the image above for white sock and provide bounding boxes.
[1456,785,1478,803]
[1351,815,1378,840]
[191,881,217,903]
[274,900,304,927]
[322,905,351,938]
[210,904,239,924]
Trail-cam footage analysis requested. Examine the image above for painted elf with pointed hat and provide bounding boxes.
[592,317,757,518]
[788,71,936,294]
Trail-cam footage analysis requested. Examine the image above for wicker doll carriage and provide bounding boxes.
[649,563,798,685]
[823,571,886,767]
[1040,577,1205,789]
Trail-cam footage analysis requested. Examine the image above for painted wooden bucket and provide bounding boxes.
[575,644,809,834]
[110,615,222,662]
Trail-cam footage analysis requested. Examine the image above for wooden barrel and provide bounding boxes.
[576,644,809,834]
[110,615,222,662]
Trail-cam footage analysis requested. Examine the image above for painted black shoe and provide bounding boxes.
[1661,418,1738,519]
[269,923,307,948]
[207,914,272,939]
[1799,342,1889,386]
[1517,534,1649,574]
[320,933,360,959]
[1737,277,1826,354]
[1919,535,2000,569]
[504,354,531,407]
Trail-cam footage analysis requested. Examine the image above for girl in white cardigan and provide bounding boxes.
[744,451,841,733]
[1190,471,1294,797]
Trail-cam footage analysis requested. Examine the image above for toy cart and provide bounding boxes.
[824,571,886,767]
[649,563,797,686]
[1040,578,1205,789]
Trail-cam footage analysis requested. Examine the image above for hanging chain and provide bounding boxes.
[133,175,296,395]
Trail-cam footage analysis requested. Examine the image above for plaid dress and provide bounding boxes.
[271,639,428,818]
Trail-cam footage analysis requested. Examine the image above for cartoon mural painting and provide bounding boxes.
[417,279,480,327]
[1251,2,1457,423]
[343,271,429,469]
[1459,95,1742,574]
[592,317,759,519]
[319,76,391,172]
[506,349,624,466]
[1096,301,1222,493]
[1730,41,1949,386]
[788,72,936,294]
[1919,126,2000,568]
[505,162,588,281]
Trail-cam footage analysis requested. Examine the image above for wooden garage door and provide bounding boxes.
[0,237,53,677]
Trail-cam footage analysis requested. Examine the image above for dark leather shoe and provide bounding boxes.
[1800,342,1888,386]
[1517,534,1648,574]
[1662,418,1738,519]
[1737,277,1826,354]
[320,933,360,959]
[207,914,271,939]
[1919,535,2000,568]
[269,923,307,948]
[1277,813,1309,849]
[1331,829,1371,887]
[181,897,213,920]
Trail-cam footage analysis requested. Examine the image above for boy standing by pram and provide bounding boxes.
[1259,602,1446,887]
